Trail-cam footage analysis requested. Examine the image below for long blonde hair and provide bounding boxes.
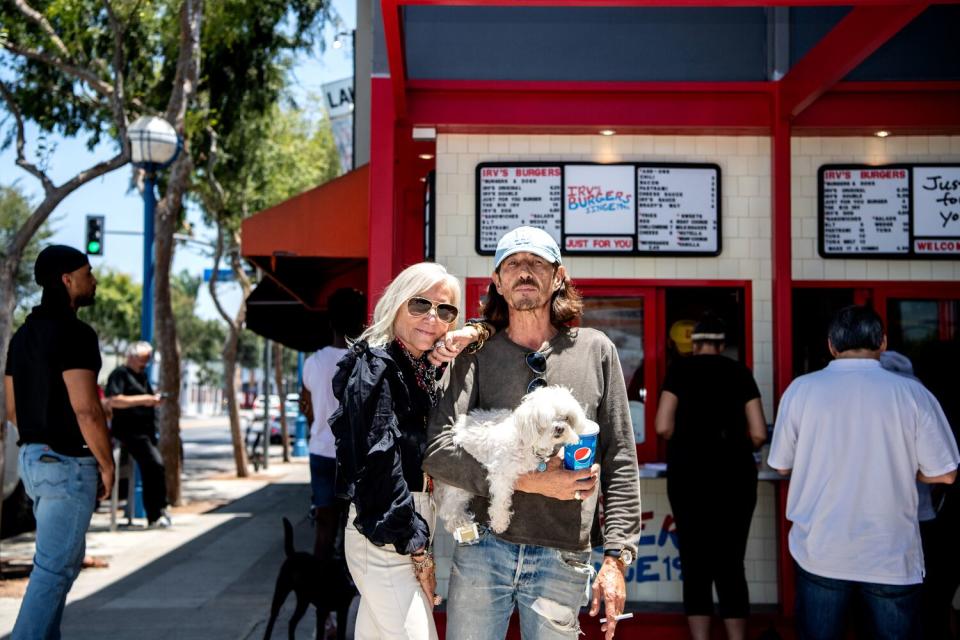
[357,262,462,348]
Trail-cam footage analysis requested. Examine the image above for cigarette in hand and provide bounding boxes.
[599,613,633,624]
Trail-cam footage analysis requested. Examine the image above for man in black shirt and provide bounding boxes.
[105,341,170,527]
[5,245,114,639]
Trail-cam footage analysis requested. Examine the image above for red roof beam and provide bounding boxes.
[397,1,930,7]
[794,86,960,133]
[779,2,930,119]
[407,87,774,131]
[381,0,408,117]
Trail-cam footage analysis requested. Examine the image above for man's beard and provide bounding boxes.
[508,278,544,311]
[74,292,96,307]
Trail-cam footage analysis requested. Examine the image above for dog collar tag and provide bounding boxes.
[537,461,547,472]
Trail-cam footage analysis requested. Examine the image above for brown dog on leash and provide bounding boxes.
[263,517,356,640]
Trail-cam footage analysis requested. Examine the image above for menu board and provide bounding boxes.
[476,165,562,252]
[819,164,960,258]
[637,166,720,253]
[820,167,910,255]
[476,162,721,256]
[913,167,960,255]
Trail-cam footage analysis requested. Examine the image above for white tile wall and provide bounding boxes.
[791,136,960,280]
[435,134,776,415]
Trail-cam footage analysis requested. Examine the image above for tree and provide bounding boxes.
[0,184,52,326]
[1,0,331,497]
[78,268,142,357]
[1,0,204,507]
[202,105,339,475]
[171,269,225,377]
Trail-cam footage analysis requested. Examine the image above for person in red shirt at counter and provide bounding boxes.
[655,315,767,640]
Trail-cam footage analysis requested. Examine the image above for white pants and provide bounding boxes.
[345,493,438,640]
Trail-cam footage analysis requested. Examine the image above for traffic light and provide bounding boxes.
[85,215,104,256]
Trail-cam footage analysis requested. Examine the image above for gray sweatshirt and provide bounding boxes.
[424,327,641,556]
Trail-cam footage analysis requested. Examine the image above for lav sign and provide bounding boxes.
[322,77,354,119]
[913,167,960,255]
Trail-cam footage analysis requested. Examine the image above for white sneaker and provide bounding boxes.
[147,512,173,529]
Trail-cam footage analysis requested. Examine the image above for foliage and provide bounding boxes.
[0,185,51,322]
[78,268,141,356]
[171,270,225,368]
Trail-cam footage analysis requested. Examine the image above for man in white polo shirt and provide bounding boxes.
[768,305,959,640]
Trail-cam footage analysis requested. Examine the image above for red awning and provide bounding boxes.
[242,164,368,262]
[240,165,369,350]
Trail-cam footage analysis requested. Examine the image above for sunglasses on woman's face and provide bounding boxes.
[525,351,547,393]
[406,296,459,324]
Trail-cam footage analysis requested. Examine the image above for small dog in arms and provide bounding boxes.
[434,385,596,537]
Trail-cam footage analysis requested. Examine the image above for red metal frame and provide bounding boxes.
[369,76,399,309]
[778,3,930,118]
[771,98,793,405]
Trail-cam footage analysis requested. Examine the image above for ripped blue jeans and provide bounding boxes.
[13,444,98,640]
[446,527,595,640]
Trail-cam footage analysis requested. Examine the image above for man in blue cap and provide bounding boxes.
[425,226,641,640]
[5,245,114,639]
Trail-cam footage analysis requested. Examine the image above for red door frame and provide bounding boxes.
[465,277,754,462]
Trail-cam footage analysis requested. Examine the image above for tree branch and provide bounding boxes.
[1,40,116,99]
[10,150,130,259]
[209,222,238,333]
[0,81,55,195]
[102,0,130,150]
[12,0,72,60]
[164,0,203,128]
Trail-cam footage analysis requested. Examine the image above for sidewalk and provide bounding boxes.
[0,418,322,639]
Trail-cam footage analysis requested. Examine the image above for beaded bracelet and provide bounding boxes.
[411,550,435,573]
[464,320,493,354]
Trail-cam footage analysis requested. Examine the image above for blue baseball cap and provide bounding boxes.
[494,226,562,270]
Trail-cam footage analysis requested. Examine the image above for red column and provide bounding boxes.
[368,76,397,310]
[771,89,795,618]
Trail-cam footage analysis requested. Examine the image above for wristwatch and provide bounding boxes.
[605,548,634,567]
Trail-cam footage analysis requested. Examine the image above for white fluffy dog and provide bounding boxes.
[434,385,597,535]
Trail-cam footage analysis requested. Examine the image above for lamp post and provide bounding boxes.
[128,116,180,345]
[127,115,180,520]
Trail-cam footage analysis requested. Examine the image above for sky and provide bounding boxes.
[1,0,356,321]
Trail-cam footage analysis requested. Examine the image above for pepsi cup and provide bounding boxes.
[564,421,600,470]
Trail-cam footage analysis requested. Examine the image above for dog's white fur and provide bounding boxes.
[434,385,597,534]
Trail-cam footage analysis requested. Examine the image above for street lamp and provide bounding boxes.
[126,115,180,520]
[128,115,180,346]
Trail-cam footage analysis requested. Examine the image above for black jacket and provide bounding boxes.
[329,340,432,555]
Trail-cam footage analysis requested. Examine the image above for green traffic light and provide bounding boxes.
[87,241,101,254]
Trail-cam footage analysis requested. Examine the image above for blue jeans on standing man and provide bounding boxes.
[446,527,595,640]
[12,444,98,640]
[795,563,922,640]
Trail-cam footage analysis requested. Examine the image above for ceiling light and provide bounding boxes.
[599,129,616,136]
[418,153,434,160]
[875,130,890,138]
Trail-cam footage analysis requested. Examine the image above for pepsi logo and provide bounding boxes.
[573,447,592,462]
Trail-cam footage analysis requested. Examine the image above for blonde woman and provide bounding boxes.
[329,262,462,640]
